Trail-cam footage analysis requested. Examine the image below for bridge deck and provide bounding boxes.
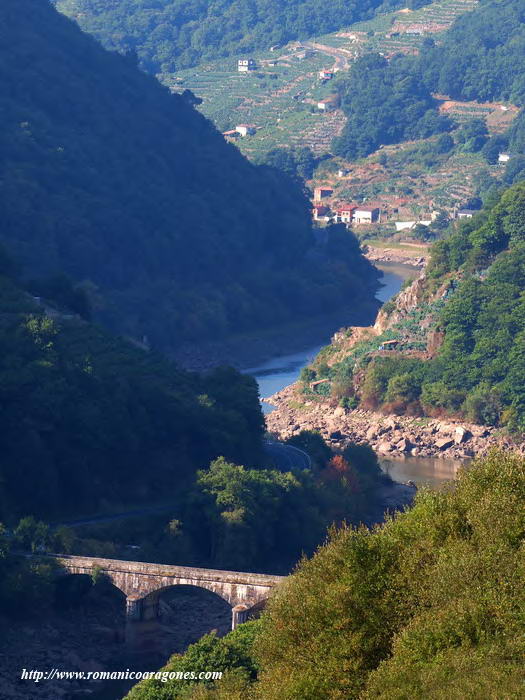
[53,554,285,587]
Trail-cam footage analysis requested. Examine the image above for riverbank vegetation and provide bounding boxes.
[301,182,525,432]
[126,450,525,698]
[43,434,389,575]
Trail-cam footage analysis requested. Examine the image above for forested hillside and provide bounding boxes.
[0,0,379,351]
[126,451,525,698]
[54,0,429,73]
[335,0,525,159]
[0,250,264,522]
[299,183,525,431]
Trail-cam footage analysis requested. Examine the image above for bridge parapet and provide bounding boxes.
[53,554,284,631]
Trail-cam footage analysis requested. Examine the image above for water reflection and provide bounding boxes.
[380,456,469,488]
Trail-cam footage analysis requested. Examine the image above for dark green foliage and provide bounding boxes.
[125,621,261,699]
[286,430,332,470]
[0,269,265,522]
[333,54,452,160]
[0,0,379,351]
[334,0,525,160]
[356,183,525,428]
[455,117,489,153]
[0,522,59,619]
[251,451,525,698]
[55,0,428,73]
[418,0,525,104]
[256,147,316,181]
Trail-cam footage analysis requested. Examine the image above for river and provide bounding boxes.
[246,262,416,408]
[246,262,461,487]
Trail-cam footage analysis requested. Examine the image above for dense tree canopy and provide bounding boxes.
[54,0,429,73]
[333,54,452,160]
[0,260,265,522]
[125,451,525,698]
[335,0,525,159]
[1,0,379,351]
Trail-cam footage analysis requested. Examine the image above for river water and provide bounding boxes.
[246,262,416,407]
[246,262,461,487]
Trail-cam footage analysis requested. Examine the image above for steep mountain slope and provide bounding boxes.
[54,0,429,73]
[298,182,525,431]
[0,251,264,522]
[0,0,379,351]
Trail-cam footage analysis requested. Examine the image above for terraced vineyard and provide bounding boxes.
[161,0,480,159]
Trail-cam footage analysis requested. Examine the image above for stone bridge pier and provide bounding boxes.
[54,555,284,646]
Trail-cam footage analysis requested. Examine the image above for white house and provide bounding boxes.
[318,97,337,112]
[354,207,380,224]
[238,59,257,73]
[235,124,256,137]
[498,152,512,164]
[457,209,476,219]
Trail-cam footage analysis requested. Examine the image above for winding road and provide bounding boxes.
[53,442,312,530]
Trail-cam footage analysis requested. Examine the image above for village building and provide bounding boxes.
[313,186,333,201]
[319,70,334,80]
[353,206,380,224]
[238,58,257,73]
[235,124,256,137]
[337,168,350,178]
[317,97,338,112]
[457,209,477,219]
[336,205,358,224]
[312,204,331,221]
[498,152,512,164]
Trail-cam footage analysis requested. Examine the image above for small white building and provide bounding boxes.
[238,58,257,73]
[499,152,512,164]
[457,209,476,219]
[318,98,337,112]
[235,124,256,137]
[354,207,380,224]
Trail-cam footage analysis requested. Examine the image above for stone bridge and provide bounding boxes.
[54,555,285,635]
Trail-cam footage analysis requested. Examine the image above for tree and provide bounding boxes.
[14,517,51,553]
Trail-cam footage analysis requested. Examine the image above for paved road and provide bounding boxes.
[52,504,176,530]
[264,440,312,471]
[53,442,312,530]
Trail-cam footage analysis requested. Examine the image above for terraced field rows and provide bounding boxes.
[161,0,480,159]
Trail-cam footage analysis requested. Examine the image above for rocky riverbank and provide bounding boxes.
[171,299,380,372]
[364,245,428,268]
[265,384,522,460]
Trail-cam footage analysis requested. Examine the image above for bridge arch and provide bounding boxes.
[51,554,284,635]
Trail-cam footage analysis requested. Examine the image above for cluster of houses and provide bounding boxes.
[312,188,381,225]
[238,59,257,73]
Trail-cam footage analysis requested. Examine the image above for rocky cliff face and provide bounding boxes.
[374,273,426,334]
